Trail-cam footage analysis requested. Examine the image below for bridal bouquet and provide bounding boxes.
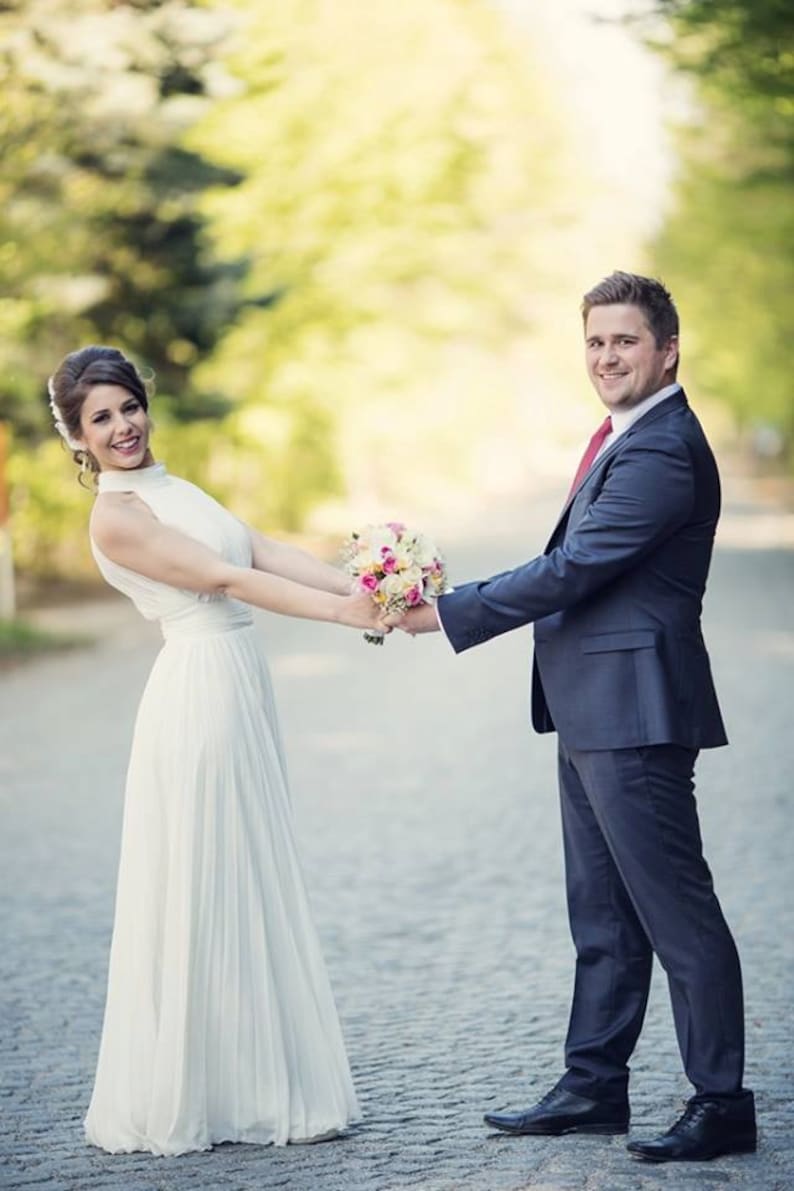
[342,522,448,644]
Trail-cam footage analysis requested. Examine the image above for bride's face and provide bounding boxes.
[77,384,153,472]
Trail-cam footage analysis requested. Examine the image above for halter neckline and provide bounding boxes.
[97,462,169,493]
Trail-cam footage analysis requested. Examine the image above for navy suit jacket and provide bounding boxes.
[437,391,728,751]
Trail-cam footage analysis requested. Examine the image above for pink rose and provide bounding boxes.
[359,573,379,593]
[405,585,423,606]
[381,551,398,573]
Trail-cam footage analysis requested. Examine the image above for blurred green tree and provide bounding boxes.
[188,0,568,526]
[5,0,574,575]
[647,0,794,452]
[0,0,247,437]
[654,0,792,107]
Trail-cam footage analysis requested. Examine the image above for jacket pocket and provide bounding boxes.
[581,630,657,654]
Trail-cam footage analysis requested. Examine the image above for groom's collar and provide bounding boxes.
[609,382,682,436]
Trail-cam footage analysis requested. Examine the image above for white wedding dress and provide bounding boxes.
[84,462,359,1156]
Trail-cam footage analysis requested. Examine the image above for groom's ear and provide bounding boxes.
[664,336,679,373]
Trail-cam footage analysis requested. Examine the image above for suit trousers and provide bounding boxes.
[556,740,746,1105]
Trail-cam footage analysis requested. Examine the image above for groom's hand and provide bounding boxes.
[382,603,440,635]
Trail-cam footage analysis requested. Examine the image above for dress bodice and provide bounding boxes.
[91,463,254,638]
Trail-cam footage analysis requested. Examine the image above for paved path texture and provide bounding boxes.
[1,476,793,1191]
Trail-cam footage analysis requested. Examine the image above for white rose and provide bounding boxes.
[411,533,438,568]
[366,525,398,557]
[392,542,413,568]
[382,572,409,599]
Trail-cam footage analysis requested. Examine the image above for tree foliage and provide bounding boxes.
[647,0,794,448]
[0,0,245,436]
[4,0,573,575]
[655,0,793,104]
[188,0,567,526]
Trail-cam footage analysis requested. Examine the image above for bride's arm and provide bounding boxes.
[91,500,379,630]
[245,524,351,596]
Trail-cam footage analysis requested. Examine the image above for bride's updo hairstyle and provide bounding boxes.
[48,346,152,487]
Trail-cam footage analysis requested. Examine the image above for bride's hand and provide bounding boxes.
[338,591,392,633]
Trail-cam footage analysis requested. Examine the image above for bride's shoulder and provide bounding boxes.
[90,491,154,548]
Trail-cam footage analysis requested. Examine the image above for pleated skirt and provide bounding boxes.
[84,625,359,1156]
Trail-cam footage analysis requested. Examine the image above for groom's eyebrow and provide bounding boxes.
[587,333,641,344]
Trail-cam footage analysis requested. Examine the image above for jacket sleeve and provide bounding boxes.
[438,434,695,653]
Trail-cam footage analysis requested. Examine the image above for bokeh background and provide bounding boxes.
[1,0,791,591]
[1,10,793,1187]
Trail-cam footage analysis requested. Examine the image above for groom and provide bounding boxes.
[390,272,755,1163]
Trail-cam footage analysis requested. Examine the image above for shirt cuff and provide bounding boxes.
[435,592,454,646]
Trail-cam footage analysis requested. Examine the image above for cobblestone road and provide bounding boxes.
[2,478,793,1191]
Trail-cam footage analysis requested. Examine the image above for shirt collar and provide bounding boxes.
[609,383,681,437]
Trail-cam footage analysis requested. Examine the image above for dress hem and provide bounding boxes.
[84,1114,361,1157]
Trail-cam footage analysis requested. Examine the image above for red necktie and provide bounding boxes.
[567,415,613,499]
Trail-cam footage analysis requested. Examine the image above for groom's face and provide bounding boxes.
[584,304,679,411]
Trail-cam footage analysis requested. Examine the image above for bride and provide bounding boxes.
[48,345,383,1156]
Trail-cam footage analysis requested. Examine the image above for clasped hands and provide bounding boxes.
[379,602,439,636]
[343,589,441,636]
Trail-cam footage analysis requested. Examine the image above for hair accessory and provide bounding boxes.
[47,377,82,450]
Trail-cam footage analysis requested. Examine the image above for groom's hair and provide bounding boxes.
[582,271,679,348]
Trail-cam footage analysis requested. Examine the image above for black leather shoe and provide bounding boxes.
[627,1096,757,1162]
[484,1087,629,1136]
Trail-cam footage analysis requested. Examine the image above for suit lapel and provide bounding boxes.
[546,390,689,545]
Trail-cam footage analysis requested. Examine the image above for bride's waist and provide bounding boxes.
[160,600,254,640]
